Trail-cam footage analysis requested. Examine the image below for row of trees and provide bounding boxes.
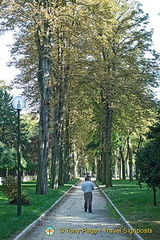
[0,0,159,194]
[0,87,38,176]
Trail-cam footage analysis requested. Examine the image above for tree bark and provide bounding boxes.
[50,31,70,188]
[97,156,102,182]
[135,135,143,179]
[119,145,126,180]
[101,125,106,184]
[105,102,113,187]
[127,137,133,181]
[50,68,65,188]
[63,110,70,183]
[50,90,62,189]
[36,40,50,195]
[153,186,157,206]
[35,0,51,195]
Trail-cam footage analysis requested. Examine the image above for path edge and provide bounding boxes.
[12,179,81,240]
[95,181,144,240]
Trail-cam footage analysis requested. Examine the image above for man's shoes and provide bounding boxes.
[89,210,92,213]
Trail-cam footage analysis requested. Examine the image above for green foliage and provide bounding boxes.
[136,111,160,205]
[2,176,30,205]
[147,111,160,142]
[0,0,159,190]
[0,179,79,240]
[137,141,160,188]
[0,89,38,171]
[99,180,160,240]
[0,142,17,169]
[26,161,37,171]
[0,89,17,148]
[20,114,39,167]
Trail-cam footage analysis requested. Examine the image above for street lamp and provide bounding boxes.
[12,96,26,216]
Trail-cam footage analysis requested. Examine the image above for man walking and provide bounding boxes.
[81,177,94,213]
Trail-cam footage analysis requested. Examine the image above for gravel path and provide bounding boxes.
[19,180,136,240]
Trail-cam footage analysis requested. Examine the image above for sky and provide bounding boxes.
[139,0,160,52]
[0,31,18,84]
[0,0,160,97]
[0,31,21,96]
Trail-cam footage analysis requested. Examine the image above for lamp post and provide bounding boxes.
[12,96,26,216]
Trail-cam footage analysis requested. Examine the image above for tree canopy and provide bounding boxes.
[0,0,159,193]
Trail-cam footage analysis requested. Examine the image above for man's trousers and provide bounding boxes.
[84,192,92,213]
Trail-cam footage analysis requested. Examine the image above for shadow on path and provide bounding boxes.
[18,181,136,240]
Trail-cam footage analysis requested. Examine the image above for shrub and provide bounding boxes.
[2,176,30,205]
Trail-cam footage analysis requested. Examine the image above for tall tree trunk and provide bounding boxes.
[135,135,143,179]
[58,138,64,186]
[101,89,106,184]
[73,145,78,178]
[50,31,70,188]
[97,157,102,182]
[127,137,133,181]
[101,125,106,184]
[105,102,113,187]
[50,91,62,189]
[63,110,70,183]
[36,2,51,194]
[36,82,50,194]
[50,78,66,188]
[101,46,113,187]
[119,145,126,180]
[153,186,157,206]
[114,158,118,179]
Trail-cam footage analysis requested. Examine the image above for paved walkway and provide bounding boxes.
[19,180,135,240]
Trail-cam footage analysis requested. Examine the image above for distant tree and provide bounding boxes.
[0,141,17,170]
[0,89,17,147]
[0,0,81,194]
[81,0,159,187]
[20,114,39,172]
[0,89,38,175]
[1,0,159,192]
[136,112,160,206]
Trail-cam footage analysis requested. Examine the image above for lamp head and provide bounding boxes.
[12,96,26,110]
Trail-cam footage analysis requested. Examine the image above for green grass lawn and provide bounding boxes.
[98,180,160,240]
[0,179,79,240]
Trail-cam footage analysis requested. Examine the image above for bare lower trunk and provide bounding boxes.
[127,137,133,181]
[153,186,157,206]
[36,56,50,195]
[105,102,113,188]
[35,4,51,194]
[36,91,49,194]
[101,125,106,184]
[63,111,70,183]
[119,145,126,180]
[50,100,61,189]
[50,80,65,188]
